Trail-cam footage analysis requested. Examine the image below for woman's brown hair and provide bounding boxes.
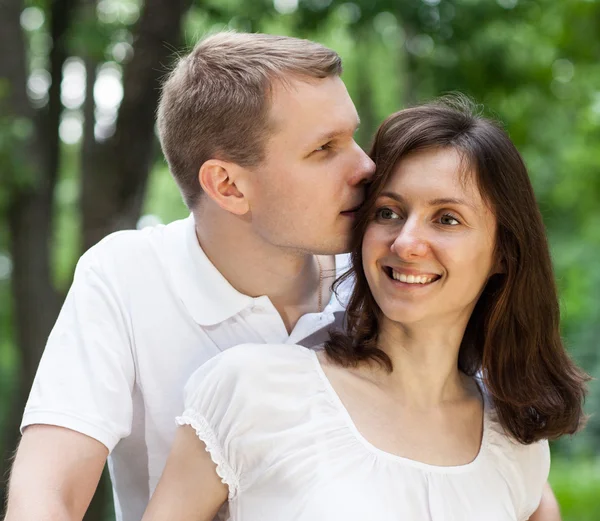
[325,95,588,444]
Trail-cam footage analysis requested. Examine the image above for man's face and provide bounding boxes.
[241,76,375,255]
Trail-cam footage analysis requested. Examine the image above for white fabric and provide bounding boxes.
[21,215,350,521]
[179,343,551,521]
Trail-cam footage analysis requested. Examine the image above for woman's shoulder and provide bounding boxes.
[484,397,550,459]
[219,342,315,367]
[203,342,315,379]
[483,402,550,520]
[476,377,550,467]
[184,343,318,404]
[177,344,321,500]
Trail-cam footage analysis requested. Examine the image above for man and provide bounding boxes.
[5,32,560,521]
[5,32,372,521]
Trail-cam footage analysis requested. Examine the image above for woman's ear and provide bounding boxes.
[198,159,250,216]
[492,256,506,276]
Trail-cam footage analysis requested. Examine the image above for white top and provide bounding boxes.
[21,215,350,521]
[179,343,551,521]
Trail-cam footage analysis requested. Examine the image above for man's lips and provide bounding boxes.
[341,204,363,215]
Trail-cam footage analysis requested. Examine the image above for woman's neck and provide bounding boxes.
[370,318,474,408]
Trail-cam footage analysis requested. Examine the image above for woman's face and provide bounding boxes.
[362,146,498,328]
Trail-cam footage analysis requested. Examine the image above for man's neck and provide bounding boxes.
[193,209,335,332]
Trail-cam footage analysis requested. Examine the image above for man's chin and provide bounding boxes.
[324,236,352,256]
[306,241,350,257]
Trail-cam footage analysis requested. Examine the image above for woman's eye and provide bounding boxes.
[375,208,399,220]
[439,213,460,226]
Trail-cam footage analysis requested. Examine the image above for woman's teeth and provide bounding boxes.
[391,270,437,284]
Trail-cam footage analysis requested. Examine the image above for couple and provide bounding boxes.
[6,32,586,521]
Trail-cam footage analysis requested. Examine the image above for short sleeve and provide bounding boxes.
[21,247,135,452]
[176,354,242,500]
[517,439,551,521]
[176,345,282,500]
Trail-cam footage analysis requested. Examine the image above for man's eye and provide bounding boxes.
[439,213,460,226]
[315,141,336,152]
[375,208,399,220]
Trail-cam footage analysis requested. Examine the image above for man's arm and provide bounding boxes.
[529,482,561,521]
[7,245,136,520]
[5,425,108,521]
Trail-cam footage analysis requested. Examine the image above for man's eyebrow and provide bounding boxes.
[310,117,361,144]
[378,192,476,210]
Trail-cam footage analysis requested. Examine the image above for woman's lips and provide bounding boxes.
[383,266,442,285]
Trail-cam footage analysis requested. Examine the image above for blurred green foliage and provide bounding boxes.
[1,0,599,518]
[549,459,600,520]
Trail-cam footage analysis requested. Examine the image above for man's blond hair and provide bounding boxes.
[157,32,343,208]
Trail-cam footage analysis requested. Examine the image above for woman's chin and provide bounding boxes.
[379,307,427,326]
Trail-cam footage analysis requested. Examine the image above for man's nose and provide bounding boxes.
[349,144,376,186]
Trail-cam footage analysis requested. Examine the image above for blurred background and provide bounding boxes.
[1,0,599,519]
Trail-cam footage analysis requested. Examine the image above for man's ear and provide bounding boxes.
[198,159,250,215]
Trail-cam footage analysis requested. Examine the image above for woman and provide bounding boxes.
[142,97,587,521]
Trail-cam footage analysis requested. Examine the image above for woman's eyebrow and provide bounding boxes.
[428,197,477,211]
[378,192,477,211]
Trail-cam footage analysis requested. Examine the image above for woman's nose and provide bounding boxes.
[390,222,429,259]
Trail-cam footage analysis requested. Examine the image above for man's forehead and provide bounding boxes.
[267,113,360,149]
[268,75,358,122]
[269,102,360,138]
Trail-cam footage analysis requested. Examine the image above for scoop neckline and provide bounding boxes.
[308,349,489,474]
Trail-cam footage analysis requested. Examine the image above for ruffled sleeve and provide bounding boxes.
[176,344,268,500]
[176,343,326,503]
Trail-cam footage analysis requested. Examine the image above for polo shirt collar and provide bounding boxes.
[169,215,254,326]
[169,215,353,327]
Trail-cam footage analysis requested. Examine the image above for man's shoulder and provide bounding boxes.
[79,216,189,275]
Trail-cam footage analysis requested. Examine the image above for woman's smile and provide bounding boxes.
[381,264,442,291]
[363,146,497,326]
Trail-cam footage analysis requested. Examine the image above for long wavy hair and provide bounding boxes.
[325,96,588,444]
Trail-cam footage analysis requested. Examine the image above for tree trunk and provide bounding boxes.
[1,0,191,516]
[81,0,192,250]
[0,0,65,509]
[355,26,377,148]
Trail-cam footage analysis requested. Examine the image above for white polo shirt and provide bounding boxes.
[21,215,350,521]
